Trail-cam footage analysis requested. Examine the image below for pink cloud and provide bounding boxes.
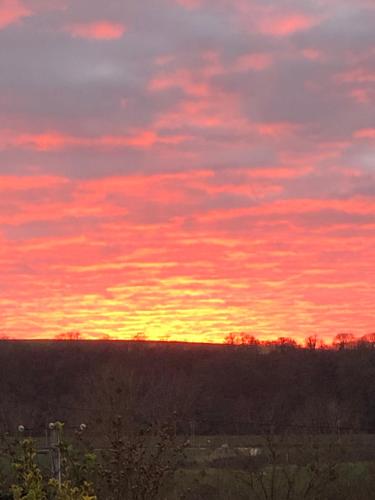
[301,48,324,61]
[234,53,273,72]
[354,128,375,139]
[66,21,126,40]
[258,13,317,36]
[149,69,211,96]
[175,0,201,9]
[0,0,30,29]
[350,88,371,104]
[256,122,299,138]
[0,175,69,192]
[243,166,312,179]
[4,130,190,151]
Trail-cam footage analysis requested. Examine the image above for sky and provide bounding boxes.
[0,0,374,343]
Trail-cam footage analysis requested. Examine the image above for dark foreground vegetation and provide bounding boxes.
[1,338,375,499]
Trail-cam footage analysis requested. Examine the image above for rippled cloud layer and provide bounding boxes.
[1,0,374,341]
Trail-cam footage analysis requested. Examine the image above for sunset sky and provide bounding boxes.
[0,0,374,342]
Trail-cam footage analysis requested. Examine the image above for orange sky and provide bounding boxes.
[0,0,374,342]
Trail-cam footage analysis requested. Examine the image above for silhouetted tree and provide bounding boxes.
[333,333,356,350]
[54,331,82,341]
[132,332,148,342]
[305,335,318,350]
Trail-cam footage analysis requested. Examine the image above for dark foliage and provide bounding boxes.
[1,340,375,435]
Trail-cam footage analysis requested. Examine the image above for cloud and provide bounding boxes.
[65,21,126,40]
[258,13,318,36]
[233,53,274,72]
[0,0,374,341]
[175,0,202,9]
[1,130,190,152]
[354,128,375,139]
[0,0,30,29]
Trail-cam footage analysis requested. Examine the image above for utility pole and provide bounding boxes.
[49,422,63,488]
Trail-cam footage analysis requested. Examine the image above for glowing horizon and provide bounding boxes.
[0,0,374,343]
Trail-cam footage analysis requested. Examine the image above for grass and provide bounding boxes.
[168,462,375,500]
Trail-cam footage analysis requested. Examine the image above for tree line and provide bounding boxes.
[1,337,375,435]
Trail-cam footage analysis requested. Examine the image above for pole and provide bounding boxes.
[49,422,62,488]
